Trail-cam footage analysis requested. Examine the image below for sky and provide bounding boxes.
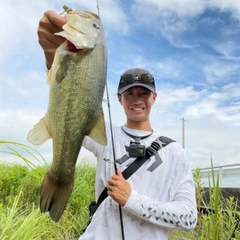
[0,0,240,174]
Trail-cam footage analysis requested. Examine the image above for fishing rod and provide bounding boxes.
[105,81,125,240]
[96,1,125,240]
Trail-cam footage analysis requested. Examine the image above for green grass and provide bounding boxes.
[0,191,82,240]
[169,160,240,240]
[0,163,96,239]
[0,140,96,239]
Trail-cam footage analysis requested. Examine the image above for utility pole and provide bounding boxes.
[180,118,186,148]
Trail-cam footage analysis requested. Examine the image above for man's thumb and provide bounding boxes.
[117,168,124,178]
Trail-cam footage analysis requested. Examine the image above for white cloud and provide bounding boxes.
[185,117,240,168]
[134,0,240,19]
[202,58,240,84]
[130,1,199,48]
[215,106,240,125]
[97,0,130,35]
[183,83,240,122]
[133,0,206,17]
[156,85,199,108]
[184,101,218,119]
[212,40,240,60]
[0,108,44,142]
[131,0,240,49]
[0,1,53,65]
[154,59,183,80]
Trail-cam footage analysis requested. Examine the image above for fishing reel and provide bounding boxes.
[125,140,146,157]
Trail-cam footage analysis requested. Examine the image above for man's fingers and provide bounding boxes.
[38,32,63,49]
[43,10,66,29]
[37,10,67,54]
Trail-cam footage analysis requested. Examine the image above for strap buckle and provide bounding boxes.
[146,136,175,157]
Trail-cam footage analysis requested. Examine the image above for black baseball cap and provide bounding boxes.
[117,68,156,94]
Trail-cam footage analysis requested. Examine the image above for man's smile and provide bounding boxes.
[131,107,145,111]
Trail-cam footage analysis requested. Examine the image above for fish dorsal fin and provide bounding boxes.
[27,115,52,145]
[88,108,107,145]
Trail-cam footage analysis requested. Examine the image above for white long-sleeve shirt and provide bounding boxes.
[79,125,197,240]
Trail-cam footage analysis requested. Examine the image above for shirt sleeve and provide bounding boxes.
[82,136,99,157]
[82,123,110,157]
[122,146,197,231]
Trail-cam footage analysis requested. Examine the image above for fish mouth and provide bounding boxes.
[67,41,82,52]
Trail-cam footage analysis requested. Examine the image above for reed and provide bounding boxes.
[169,159,240,239]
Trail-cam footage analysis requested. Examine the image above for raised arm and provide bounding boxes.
[37,10,66,69]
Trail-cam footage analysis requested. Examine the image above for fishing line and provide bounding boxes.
[96,1,125,239]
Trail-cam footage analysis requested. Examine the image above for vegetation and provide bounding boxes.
[0,140,95,239]
[0,140,239,239]
[0,163,96,239]
[169,162,240,239]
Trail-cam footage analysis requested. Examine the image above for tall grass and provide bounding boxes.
[0,163,96,239]
[170,160,240,240]
[0,140,95,239]
[0,140,47,168]
[0,191,83,240]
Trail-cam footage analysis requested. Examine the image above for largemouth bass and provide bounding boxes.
[28,8,107,222]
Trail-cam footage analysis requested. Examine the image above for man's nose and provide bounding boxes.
[132,96,143,104]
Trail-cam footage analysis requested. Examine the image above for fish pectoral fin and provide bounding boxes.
[46,50,69,84]
[55,54,70,83]
[88,108,108,146]
[27,115,52,145]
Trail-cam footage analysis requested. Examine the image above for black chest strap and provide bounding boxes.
[96,136,175,210]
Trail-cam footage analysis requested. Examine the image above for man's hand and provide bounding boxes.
[107,168,131,206]
[37,10,66,69]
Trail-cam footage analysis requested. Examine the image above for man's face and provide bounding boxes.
[118,86,157,123]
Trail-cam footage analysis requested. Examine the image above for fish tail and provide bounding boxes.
[40,170,74,222]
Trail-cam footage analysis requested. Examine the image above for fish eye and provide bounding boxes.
[93,23,100,29]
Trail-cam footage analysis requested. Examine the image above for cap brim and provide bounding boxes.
[118,82,155,94]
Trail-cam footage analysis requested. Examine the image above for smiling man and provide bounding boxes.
[117,68,157,130]
[80,67,198,239]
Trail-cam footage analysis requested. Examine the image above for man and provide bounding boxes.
[38,10,197,240]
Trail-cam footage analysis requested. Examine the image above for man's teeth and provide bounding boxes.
[133,108,143,110]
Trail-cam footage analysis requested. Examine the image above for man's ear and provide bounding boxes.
[153,92,157,102]
[118,94,123,105]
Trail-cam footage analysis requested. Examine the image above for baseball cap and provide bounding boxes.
[117,68,156,94]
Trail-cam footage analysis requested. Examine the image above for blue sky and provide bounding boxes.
[0,0,240,170]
